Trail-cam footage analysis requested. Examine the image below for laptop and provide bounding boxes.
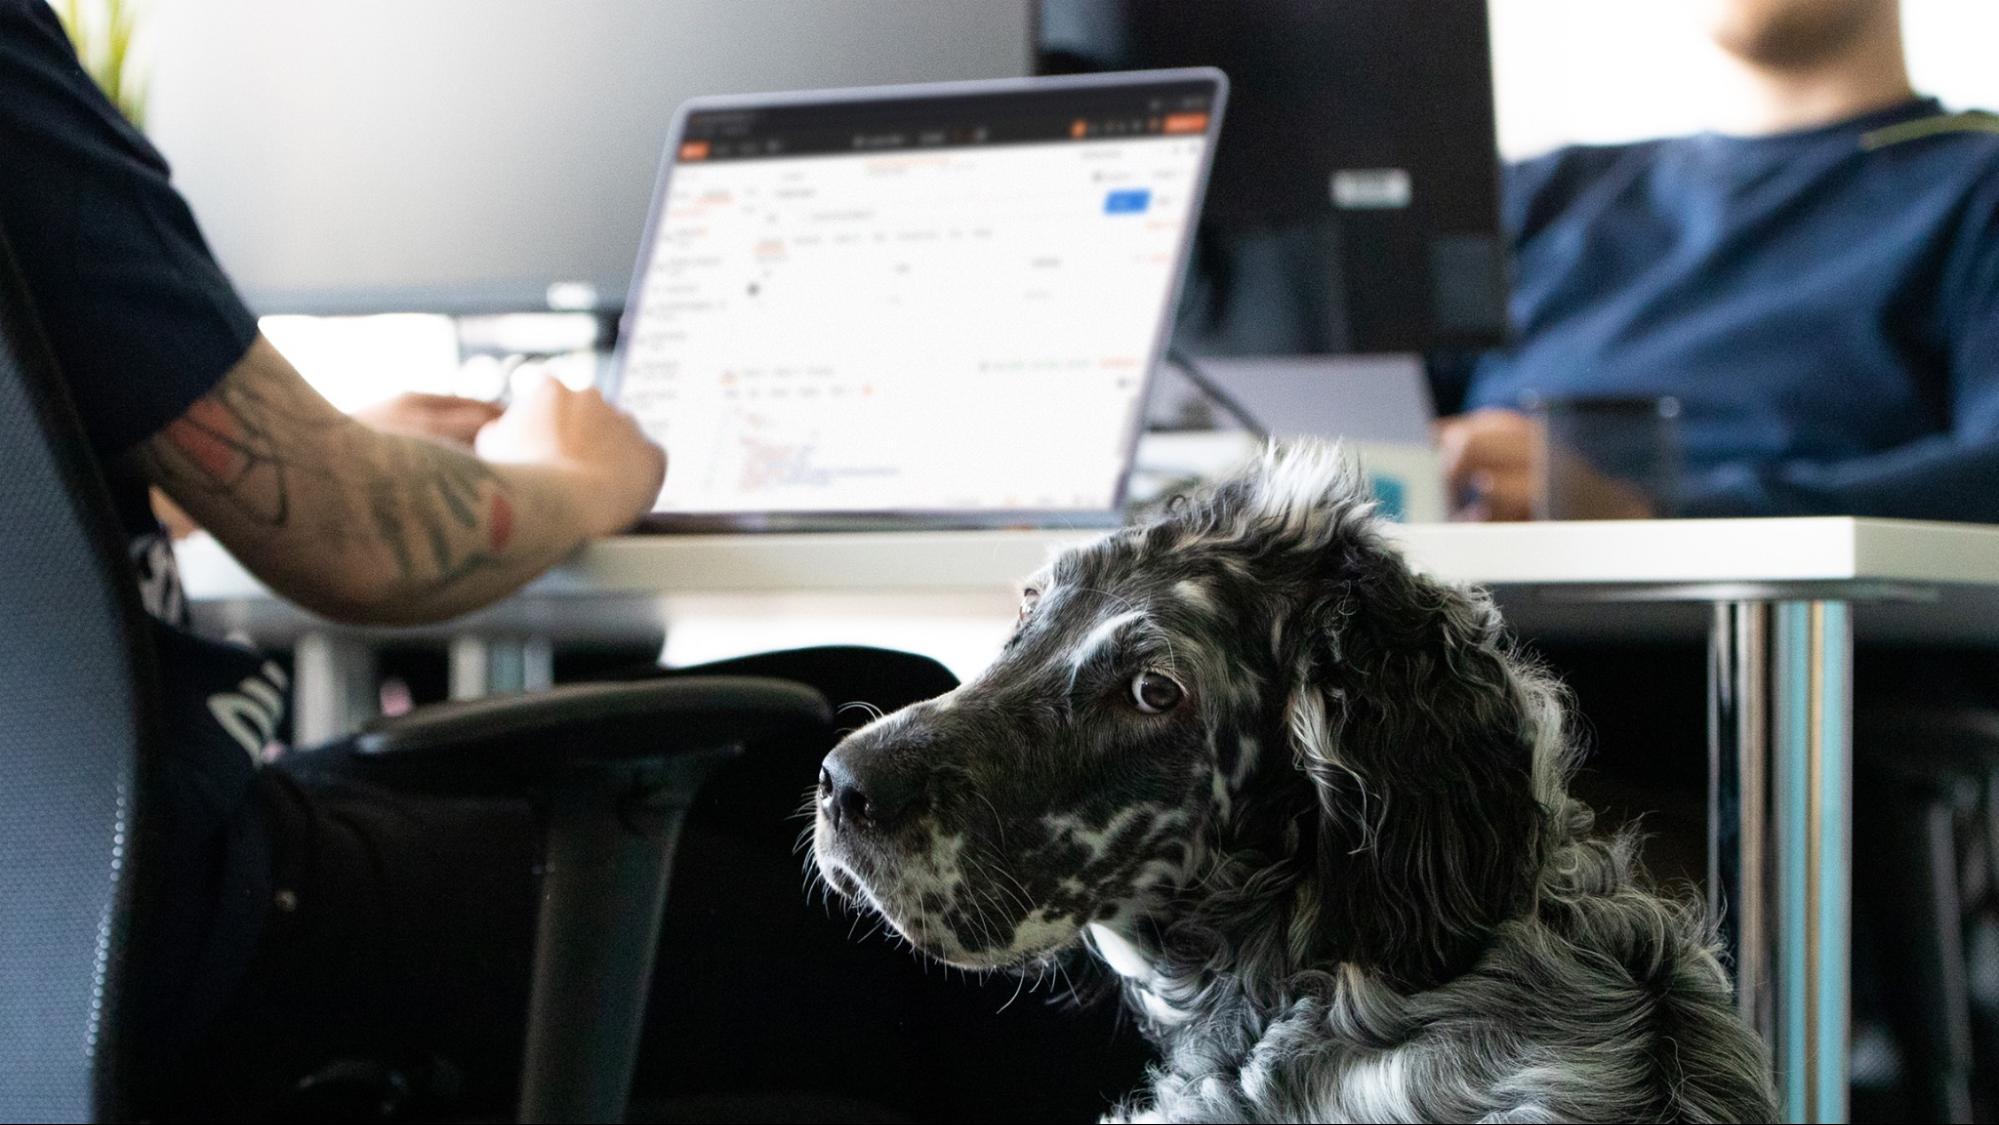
[605,70,1227,531]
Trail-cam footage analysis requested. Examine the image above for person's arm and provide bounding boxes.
[1682,171,1999,522]
[148,391,505,541]
[1677,435,1999,520]
[1440,405,1999,522]
[129,335,663,625]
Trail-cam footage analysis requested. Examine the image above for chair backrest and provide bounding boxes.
[0,227,161,1120]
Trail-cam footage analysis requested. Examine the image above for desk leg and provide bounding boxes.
[292,632,378,745]
[1710,603,1773,1036]
[449,634,555,700]
[1713,601,1852,1123]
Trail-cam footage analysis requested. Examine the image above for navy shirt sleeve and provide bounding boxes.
[0,0,259,455]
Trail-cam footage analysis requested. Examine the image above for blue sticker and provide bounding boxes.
[1103,189,1151,214]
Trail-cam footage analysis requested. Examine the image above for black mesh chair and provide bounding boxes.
[1854,702,1999,1123]
[0,229,829,1123]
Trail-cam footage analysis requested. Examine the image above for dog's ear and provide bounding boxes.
[1203,444,1557,986]
[1285,550,1554,986]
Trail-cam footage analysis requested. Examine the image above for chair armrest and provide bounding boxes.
[348,677,830,780]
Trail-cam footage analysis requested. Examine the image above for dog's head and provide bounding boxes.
[812,443,1569,985]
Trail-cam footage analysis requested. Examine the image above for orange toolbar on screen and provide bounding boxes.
[679,140,711,161]
[1161,112,1209,134]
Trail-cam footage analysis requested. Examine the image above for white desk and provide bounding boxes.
[182,517,1999,1125]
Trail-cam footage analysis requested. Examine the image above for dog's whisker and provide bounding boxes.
[837,700,886,724]
[996,961,1032,1014]
[1051,956,1083,1006]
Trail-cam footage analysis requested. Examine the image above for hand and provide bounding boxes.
[1435,408,1540,521]
[351,392,504,447]
[475,375,666,535]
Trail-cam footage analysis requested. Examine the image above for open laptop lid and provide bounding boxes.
[606,69,1227,531]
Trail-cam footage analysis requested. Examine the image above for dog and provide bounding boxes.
[810,444,1776,1123]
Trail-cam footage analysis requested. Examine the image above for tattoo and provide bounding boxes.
[155,384,315,526]
[141,351,517,601]
[367,477,415,578]
[374,438,502,587]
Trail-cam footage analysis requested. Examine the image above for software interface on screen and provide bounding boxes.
[616,79,1218,516]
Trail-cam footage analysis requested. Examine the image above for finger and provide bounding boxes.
[508,369,565,406]
[440,397,506,422]
[1435,420,1477,490]
[431,401,507,444]
[1480,469,1536,521]
[426,393,505,412]
[404,394,503,416]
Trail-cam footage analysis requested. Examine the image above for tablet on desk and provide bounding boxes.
[604,70,1226,532]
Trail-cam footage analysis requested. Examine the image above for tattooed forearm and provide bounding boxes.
[128,336,610,625]
[135,338,541,615]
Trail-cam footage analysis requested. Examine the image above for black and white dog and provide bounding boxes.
[811,444,1775,1123]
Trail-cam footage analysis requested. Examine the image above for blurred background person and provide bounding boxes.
[1436,0,1999,524]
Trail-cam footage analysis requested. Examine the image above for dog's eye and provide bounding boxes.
[1130,671,1185,714]
[1018,588,1040,623]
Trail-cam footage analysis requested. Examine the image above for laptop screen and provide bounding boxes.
[611,73,1223,525]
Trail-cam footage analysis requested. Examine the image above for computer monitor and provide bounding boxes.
[1035,0,1509,355]
[142,0,1033,315]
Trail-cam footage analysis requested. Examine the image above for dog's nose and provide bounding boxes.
[819,747,921,832]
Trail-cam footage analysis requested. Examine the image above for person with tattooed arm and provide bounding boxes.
[0,0,672,1106]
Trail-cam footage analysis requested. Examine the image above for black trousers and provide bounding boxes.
[160,647,1149,1122]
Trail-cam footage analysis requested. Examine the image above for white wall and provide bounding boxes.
[118,1,1999,305]
[1491,0,1999,159]
[138,0,1032,312]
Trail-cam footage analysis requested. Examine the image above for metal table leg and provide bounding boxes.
[1710,602,1772,1036]
[292,631,379,745]
[1711,600,1853,1123]
[449,633,555,700]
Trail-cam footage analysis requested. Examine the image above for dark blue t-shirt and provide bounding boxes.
[1454,97,1999,520]
[1,0,286,1040]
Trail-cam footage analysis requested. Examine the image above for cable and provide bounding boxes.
[1165,344,1269,440]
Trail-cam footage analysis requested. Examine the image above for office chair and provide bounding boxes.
[0,228,829,1123]
[1855,703,1999,1124]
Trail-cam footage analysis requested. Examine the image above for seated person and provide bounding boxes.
[0,2,1139,1117]
[1437,0,1999,523]
[1431,3,1999,1112]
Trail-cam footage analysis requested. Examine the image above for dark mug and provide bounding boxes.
[1526,393,1682,520]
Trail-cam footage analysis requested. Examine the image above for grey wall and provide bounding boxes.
[144,0,1032,313]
